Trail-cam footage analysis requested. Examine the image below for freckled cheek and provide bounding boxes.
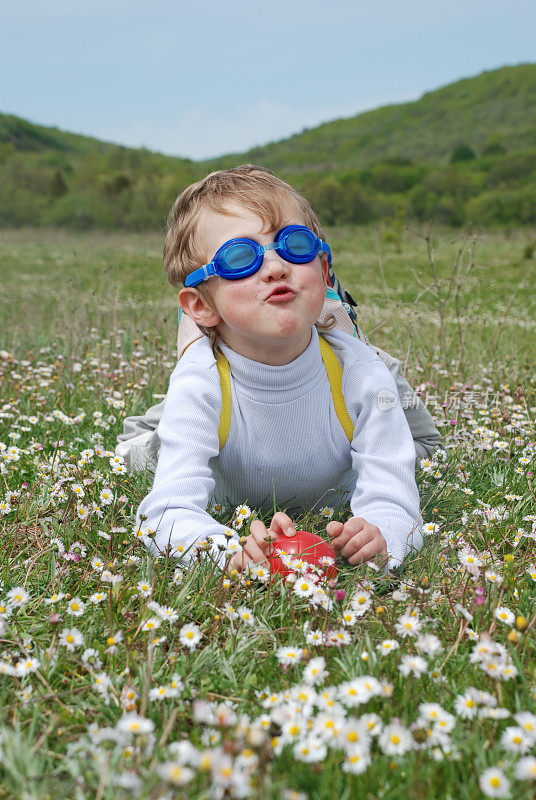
[310,283,327,312]
[216,287,255,323]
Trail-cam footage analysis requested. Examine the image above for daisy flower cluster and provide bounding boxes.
[1,336,536,797]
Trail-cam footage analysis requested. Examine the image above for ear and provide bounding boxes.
[178,287,222,327]
[320,255,330,287]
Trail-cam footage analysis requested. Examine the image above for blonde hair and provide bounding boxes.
[164,164,334,352]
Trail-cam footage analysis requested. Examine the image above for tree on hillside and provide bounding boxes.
[450,144,476,163]
[50,170,68,198]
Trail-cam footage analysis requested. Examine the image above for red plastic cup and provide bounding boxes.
[269,530,337,581]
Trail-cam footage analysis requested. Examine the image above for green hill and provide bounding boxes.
[207,63,536,172]
[1,63,536,230]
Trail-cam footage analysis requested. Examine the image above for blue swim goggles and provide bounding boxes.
[184,224,332,287]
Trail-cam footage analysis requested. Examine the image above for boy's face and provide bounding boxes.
[179,201,329,365]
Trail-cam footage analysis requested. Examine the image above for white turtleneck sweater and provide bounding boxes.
[136,326,423,568]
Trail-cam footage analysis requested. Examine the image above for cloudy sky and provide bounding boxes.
[1,0,534,160]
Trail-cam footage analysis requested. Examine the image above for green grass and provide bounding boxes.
[2,223,535,382]
[0,225,535,799]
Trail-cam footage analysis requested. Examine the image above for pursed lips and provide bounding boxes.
[265,285,296,301]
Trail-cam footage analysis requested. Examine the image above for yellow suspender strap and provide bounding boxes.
[215,336,353,450]
[215,351,232,450]
[318,336,354,443]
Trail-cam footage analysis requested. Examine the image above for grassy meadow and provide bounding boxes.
[0,223,536,799]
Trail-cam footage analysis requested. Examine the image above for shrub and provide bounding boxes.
[466,185,536,225]
[307,176,346,225]
[49,170,68,198]
[485,150,536,188]
[482,136,506,156]
[450,144,476,163]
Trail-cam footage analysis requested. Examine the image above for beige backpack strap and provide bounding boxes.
[177,308,204,359]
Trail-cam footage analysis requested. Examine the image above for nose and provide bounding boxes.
[259,248,290,281]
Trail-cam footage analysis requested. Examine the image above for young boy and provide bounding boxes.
[132,165,432,573]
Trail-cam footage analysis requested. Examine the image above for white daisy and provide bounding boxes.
[59,627,84,651]
[515,757,536,781]
[156,763,194,785]
[479,766,510,798]
[179,623,202,650]
[398,654,428,677]
[342,745,371,774]
[500,725,532,754]
[66,597,85,617]
[276,646,304,667]
[394,613,423,638]
[6,586,30,608]
[378,721,414,756]
[293,577,316,599]
[494,606,515,625]
[514,711,536,742]
[377,639,400,655]
[303,656,328,685]
[116,712,155,737]
[236,606,255,626]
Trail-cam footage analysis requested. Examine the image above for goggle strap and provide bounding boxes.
[260,241,280,254]
[202,262,216,281]
[185,262,215,287]
[319,241,332,264]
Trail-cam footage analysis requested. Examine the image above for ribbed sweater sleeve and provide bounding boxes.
[341,354,423,566]
[135,346,231,563]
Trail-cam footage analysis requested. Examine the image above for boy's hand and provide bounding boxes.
[229,512,296,573]
[326,517,388,566]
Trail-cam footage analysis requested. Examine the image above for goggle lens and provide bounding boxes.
[221,241,258,271]
[283,228,318,258]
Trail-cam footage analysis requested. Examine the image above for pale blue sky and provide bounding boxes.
[1,0,534,160]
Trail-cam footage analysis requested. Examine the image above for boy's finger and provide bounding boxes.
[244,539,271,566]
[329,517,365,546]
[347,539,388,566]
[331,526,358,550]
[269,512,296,537]
[341,529,375,559]
[326,521,344,539]
[331,533,352,551]
[230,551,249,573]
[249,519,269,543]
[249,523,275,554]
